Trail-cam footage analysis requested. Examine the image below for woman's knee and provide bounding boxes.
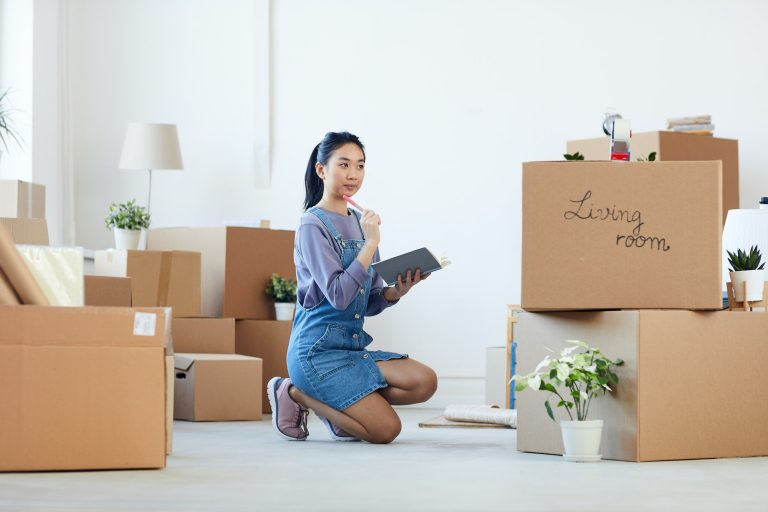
[368,415,402,444]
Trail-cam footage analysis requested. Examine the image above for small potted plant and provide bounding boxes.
[727,245,766,302]
[513,340,623,462]
[266,273,297,321]
[104,199,150,250]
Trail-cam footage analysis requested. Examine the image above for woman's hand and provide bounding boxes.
[359,209,381,245]
[385,269,430,302]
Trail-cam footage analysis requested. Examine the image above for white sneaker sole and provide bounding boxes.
[316,413,361,442]
[267,377,307,441]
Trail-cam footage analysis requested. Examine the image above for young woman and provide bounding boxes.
[267,131,437,444]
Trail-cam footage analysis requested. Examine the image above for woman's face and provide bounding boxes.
[316,143,366,199]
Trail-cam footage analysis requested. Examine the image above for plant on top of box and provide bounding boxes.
[0,88,24,155]
[727,245,766,303]
[563,152,585,161]
[104,199,151,251]
[636,152,657,162]
[513,340,623,462]
[266,273,297,321]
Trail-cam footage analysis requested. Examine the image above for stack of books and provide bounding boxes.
[667,115,714,135]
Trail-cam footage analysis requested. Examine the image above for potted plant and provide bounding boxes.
[727,245,766,302]
[266,273,297,321]
[104,199,151,250]
[513,340,623,462]
[0,88,23,159]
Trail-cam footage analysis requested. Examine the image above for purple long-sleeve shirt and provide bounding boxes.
[295,208,397,316]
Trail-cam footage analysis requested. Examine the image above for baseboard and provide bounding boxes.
[398,377,486,410]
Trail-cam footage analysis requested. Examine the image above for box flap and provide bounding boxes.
[174,354,195,371]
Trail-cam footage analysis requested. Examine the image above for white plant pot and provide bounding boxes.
[274,302,296,321]
[560,420,603,462]
[114,228,142,250]
[730,269,765,302]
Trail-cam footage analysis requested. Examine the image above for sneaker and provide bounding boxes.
[267,377,309,441]
[316,413,360,442]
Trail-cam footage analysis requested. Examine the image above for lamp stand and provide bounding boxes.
[147,168,153,215]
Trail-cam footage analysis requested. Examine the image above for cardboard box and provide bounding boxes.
[235,320,291,413]
[485,346,506,408]
[0,180,46,218]
[0,217,49,245]
[94,250,201,317]
[172,317,235,354]
[515,310,768,462]
[173,353,262,421]
[0,305,168,471]
[165,355,174,454]
[147,227,295,319]
[84,275,132,307]
[522,161,723,311]
[567,131,738,224]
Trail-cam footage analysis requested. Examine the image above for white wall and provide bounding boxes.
[0,0,33,180]
[64,0,768,380]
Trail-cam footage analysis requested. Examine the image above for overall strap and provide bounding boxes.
[308,207,344,247]
[350,209,366,240]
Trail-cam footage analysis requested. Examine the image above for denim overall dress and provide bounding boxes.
[286,207,408,411]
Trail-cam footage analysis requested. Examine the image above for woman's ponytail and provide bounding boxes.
[303,132,365,211]
[303,144,323,210]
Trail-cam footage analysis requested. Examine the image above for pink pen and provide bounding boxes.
[342,195,364,212]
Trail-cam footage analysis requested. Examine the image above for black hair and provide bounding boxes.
[303,131,365,210]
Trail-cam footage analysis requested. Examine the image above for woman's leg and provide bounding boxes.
[289,386,401,444]
[375,358,438,405]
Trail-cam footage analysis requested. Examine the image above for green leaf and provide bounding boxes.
[648,151,657,161]
[544,400,555,421]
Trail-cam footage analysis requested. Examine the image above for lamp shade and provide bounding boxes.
[118,123,183,170]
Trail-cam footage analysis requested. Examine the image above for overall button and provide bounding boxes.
[363,353,369,359]
[359,288,365,295]
[352,333,359,340]
[354,313,360,319]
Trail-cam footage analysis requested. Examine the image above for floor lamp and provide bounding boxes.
[118,123,184,215]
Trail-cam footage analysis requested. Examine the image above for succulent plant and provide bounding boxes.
[563,152,585,161]
[727,245,766,272]
[266,273,297,303]
[104,199,150,231]
[637,152,657,162]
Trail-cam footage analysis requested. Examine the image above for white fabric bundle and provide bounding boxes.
[443,405,517,428]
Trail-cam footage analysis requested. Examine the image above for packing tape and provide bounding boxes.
[0,224,49,305]
[156,252,173,308]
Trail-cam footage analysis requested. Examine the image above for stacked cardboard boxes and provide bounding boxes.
[148,226,295,415]
[0,180,171,471]
[516,158,768,461]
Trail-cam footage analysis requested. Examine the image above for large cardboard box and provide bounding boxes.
[94,250,201,317]
[0,305,168,471]
[173,317,235,353]
[0,217,49,245]
[0,180,46,218]
[522,161,723,311]
[567,131,738,224]
[84,275,132,307]
[235,320,291,413]
[515,310,768,462]
[147,227,295,319]
[173,353,262,421]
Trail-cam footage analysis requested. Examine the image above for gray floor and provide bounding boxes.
[1,408,767,511]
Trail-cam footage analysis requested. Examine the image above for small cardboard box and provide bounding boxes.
[172,317,235,353]
[173,353,262,421]
[147,227,295,319]
[94,250,201,317]
[235,320,291,413]
[567,131,738,224]
[84,276,132,307]
[0,305,168,471]
[0,180,46,219]
[0,217,49,245]
[522,161,723,311]
[515,310,768,462]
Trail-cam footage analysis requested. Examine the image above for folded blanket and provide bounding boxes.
[443,405,517,427]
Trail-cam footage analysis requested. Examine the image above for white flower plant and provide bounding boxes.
[513,340,623,422]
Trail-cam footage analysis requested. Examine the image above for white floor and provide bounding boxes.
[1,408,767,512]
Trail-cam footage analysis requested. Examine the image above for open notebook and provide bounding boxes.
[372,247,450,286]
